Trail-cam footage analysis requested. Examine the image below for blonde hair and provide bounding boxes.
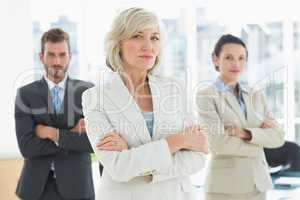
[105,7,162,74]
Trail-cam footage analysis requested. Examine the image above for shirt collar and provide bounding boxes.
[214,77,248,94]
[44,74,68,90]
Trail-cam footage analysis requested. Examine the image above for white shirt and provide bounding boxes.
[44,74,67,102]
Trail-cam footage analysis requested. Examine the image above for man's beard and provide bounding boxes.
[45,64,68,80]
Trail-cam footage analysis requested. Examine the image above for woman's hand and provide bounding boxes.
[261,119,279,129]
[182,125,209,154]
[96,131,129,152]
[227,119,279,141]
[166,125,209,154]
[228,127,252,141]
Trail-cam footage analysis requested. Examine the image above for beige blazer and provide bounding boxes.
[82,71,205,200]
[195,82,284,194]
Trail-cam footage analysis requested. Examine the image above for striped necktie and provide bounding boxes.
[51,86,62,113]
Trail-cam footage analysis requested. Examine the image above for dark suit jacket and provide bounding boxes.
[264,141,300,171]
[15,77,95,200]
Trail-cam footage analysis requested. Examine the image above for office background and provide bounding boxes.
[1,0,300,199]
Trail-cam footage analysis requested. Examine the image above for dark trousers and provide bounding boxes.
[24,171,95,200]
[99,162,103,176]
[264,141,300,171]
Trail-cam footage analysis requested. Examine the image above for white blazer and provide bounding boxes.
[82,71,205,200]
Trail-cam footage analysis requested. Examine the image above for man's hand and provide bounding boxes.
[36,124,59,142]
[70,118,86,134]
[96,131,129,152]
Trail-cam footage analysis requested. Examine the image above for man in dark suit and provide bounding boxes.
[15,28,96,200]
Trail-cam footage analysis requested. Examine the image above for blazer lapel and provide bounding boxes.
[37,78,56,121]
[223,91,247,125]
[242,91,260,126]
[148,75,160,139]
[103,72,152,143]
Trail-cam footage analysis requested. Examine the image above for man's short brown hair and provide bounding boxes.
[41,28,70,54]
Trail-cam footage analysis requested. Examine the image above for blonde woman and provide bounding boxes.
[196,34,285,200]
[82,7,208,200]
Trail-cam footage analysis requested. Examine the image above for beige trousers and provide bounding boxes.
[205,189,266,200]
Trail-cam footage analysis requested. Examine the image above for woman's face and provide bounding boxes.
[213,43,247,83]
[120,26,160,73]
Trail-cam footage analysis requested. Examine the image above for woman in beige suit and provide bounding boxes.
[82,7,208,200]
[196,34,285,200]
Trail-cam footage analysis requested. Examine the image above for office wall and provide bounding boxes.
[0,0,33,158]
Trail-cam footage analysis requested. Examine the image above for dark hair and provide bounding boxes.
[212,34,248,71]
[41,28,70,54]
